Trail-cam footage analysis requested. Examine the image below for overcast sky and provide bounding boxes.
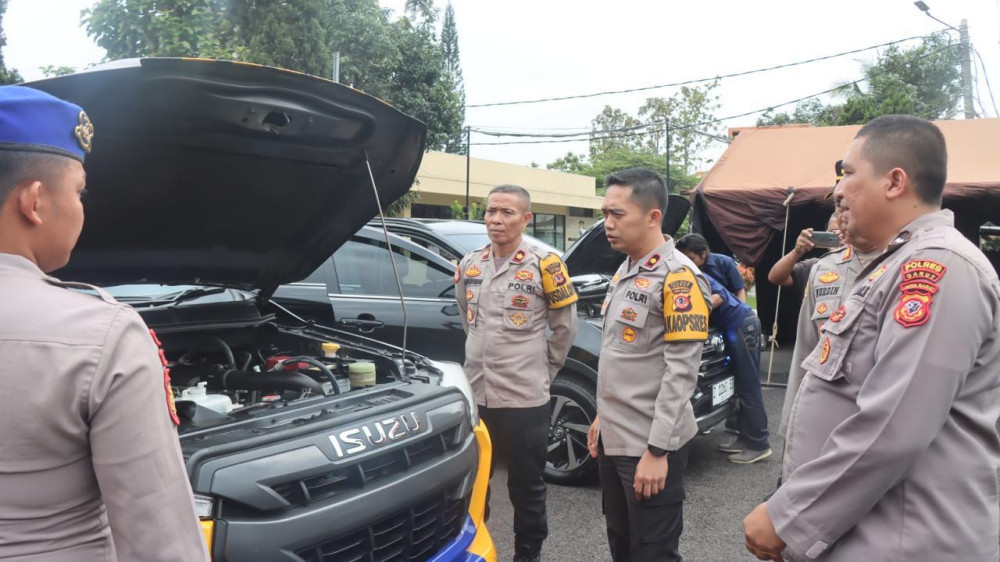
[7,0,1000,168]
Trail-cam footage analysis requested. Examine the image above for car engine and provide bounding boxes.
[159,334,392,428]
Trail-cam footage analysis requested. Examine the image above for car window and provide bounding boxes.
[333,238,455,299]
[394,233,461,264]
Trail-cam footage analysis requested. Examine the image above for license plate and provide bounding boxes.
[712,377,735,407]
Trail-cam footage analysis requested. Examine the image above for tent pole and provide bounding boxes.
[763,187,796,388]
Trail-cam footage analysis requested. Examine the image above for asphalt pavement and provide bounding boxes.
[487,350,793,562]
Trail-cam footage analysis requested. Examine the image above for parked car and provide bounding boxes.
[32,58,495,562]
[276,209,736,485]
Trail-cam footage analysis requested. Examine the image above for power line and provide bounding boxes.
[468,32,947,108]
[972,47,999,117]
[469,42,961,146]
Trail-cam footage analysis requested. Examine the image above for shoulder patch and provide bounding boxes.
[894,259,946,328]
[663,267,709,342]
[453,263,461,284]
[540,253,578,310]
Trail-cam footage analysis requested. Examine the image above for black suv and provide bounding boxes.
[275,210,736,485]
[32,58,495,561]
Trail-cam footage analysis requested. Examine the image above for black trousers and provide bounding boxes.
[598,440,692,562]
[480,404,549,548]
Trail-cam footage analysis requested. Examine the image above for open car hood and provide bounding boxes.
[27,58,427,292]
[564,194,691,277]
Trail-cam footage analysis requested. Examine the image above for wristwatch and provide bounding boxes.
[647,445,672,457]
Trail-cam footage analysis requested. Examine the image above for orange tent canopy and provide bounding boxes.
[692,119,1000,265]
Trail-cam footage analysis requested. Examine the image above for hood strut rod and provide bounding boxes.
[363,150,409,371]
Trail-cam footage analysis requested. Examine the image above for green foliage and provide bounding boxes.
[40,65,77,77]
[549,147,697,196]
[757,33,961,126]
[384,190,419,217]
[0,0,22,85]
[82,0,236,60]
[440,1,465,154]
[81,0,464,150]
[586,81,721,174]
[549,82,720,196]
[449,199,482,220]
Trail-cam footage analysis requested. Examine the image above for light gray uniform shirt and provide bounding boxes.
[596,239,711,457]
[455,242,578,408]
[0,253,209,562]
[769,210,1000,561]
[778,245,879,438]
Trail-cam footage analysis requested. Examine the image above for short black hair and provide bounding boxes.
[0,150,73,206]
[855,115,947,205]
[605,168,667,218]
[676,233,710,255]
[488,183,531,211]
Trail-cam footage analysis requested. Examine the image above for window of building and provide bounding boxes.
[529,213,566,251]
[569,207,595,218]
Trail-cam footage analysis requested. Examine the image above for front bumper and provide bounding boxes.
[431,420,496,562]
[200,420,496,562]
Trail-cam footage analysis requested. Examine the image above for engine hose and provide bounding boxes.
[271,356,341,395]
[178,337,237,371]
[221,370,326,396]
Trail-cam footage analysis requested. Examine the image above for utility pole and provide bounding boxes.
[960,19,976,119]
[464,126,471,219]
[332,52,340,83]
[664,120,671,192]
[914,3,976,118]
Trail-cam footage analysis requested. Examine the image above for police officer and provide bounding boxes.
[688,269,771,465]
[585,168,710,562]
[454,184,578,562]
[676,232,746,301]
[744,115,1000,561]
[0,86,208,561]
[766,214,842,300]
[776,214,882,439]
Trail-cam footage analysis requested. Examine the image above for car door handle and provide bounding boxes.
[338,316,385,334]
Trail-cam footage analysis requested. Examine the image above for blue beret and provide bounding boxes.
[0,85,93,163]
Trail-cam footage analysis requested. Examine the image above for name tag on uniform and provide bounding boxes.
[622,288,650,306]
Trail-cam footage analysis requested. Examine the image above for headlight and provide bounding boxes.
[193,494,215,519]
[430,360,478,425]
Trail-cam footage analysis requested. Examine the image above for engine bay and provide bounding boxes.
[154,324,405,432]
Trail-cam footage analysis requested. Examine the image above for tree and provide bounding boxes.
[553,81,721,195]
[82,0,236,60]
[82,0,465,151]
[588,106,644,157]
[40,65,77,77]
[384,191,419,217]
[449,199,482,220]
[0,0,22,85]
[440,1,465,154]
[231,0,331,78]
[548,147,697,196]
[404,0,434,24]
[757,33,961,126]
